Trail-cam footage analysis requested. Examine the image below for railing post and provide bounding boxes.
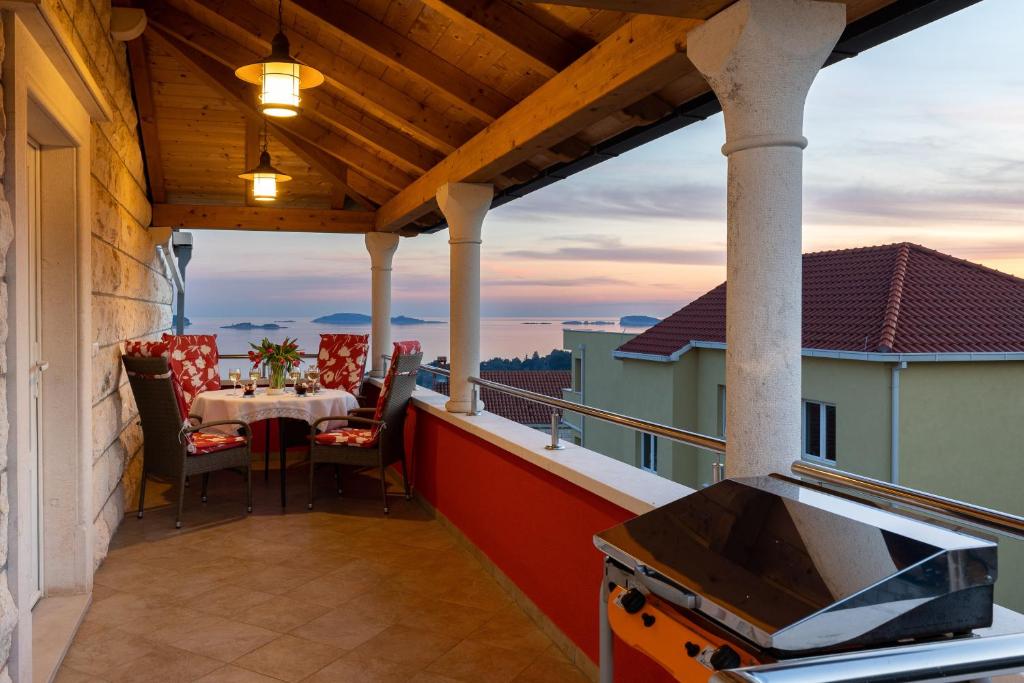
[545,409,565,451]
[712,454,724,484]
[468,384,482,416]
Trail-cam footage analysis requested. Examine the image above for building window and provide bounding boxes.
[573,354,583,392]
[717,385,727,437]
[803,400,837,462]
[640,433,658,473]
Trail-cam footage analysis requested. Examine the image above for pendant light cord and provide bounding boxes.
[278,0,284,32]
[262,118,269,154]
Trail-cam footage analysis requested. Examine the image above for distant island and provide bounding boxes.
[274,320,295,323]
[522,322,552,325]
[312,312,441,325]
[392,315,442,325]
[562,320,614,326]
[481,349,570,371]
[221,322,287,330]
[173,314,191,328]
[620,315,660,327]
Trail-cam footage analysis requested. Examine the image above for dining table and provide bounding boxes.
[191,387,359,507]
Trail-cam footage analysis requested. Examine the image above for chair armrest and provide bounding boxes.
[348,407,376,416]
[311,415,385,430]
[187,420,252,438]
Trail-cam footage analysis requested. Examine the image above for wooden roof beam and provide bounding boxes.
[153,203,376,233]
[126,35,166,203]
[146,22,409,200]
[419,0,588,77]
[523,0,732,19]
[375,14,699,231]
[288,0,515,123]
[191,0,469,154]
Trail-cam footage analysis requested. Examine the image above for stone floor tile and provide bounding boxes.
[426,640,535,683]
[195,665,282,682]
[233,634,342,682]
[512,655,592,683]
[350,624,459,669]
[61,625,156,677]
[184,584,276,619]
[103,645,223,682]
[398,599,494,640]
[303,652,422,683]
[168,616,278,662]
[290,607,391,650]
[465,606,553,654]
[235,595,330,633]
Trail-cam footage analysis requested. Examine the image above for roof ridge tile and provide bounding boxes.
[876,243,911,353]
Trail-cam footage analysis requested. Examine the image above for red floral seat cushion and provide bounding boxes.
[189,432,247,455]
[162,334,221,410]
[313,428,377,447]
[374,340,422,423]
[317,334,369,394]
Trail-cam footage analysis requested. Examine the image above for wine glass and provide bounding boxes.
[306,367,320,394]
[248,369,261,395]
[288,367,301,393]
[228,368,242,396]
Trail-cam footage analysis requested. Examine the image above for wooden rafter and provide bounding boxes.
[187,0,467,156]
[523,0,731,19]
[126,35,166,203]
[153,203,375,233]
[418,0,588,77]
[375,14,699,231]
[288,0,515,123]
[145,23,408,204]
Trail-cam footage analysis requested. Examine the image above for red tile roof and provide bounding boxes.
[617,243,1024,357]
[433,371,571,425]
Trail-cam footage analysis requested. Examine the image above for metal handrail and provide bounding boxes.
[793,461,1024,540]
[220,353,319,360]
[711,632,1024,682]
[468,375,726,454]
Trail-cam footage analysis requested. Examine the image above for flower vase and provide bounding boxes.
[267,362,287,395]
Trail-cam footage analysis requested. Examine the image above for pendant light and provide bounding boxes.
[234,0,324,118]
[239,121,292,202]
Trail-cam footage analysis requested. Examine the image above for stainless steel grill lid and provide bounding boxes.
[594,476,997,655]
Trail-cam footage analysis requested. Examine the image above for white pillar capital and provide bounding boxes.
[689,0,843,479]
[365,232,399,272]
[365,233,400,378]
[437,182,493,245]
[437,182,493,413]
[689,0,845,155]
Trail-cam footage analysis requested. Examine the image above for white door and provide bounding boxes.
[26,139,46,606]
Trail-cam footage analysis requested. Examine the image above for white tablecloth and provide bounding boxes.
[191,388,359,435]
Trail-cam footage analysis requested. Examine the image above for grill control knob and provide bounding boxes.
[709,645,741,671]
[641,613,656,627]
[684,642,700,657]
[619,588,646,614]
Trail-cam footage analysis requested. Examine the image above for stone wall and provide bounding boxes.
[38,0,173,564]
[0,17,15,682]
[0,1,169,677]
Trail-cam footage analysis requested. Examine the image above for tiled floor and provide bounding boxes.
[58,456,589,682]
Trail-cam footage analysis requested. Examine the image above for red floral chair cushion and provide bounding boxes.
[162,334,221,410]
[124,339,170,359]
[373,340,422,423]
[124,339,190,423]
[189,432,247,455]
[317,334,369,394]
[312,428,377,447]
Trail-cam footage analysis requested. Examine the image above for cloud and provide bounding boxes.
[806,183,1024,226]
[484,276,631,287]
[494,179,726,222]
[504,236,725,265]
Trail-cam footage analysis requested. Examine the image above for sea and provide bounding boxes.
[188,315,653,373]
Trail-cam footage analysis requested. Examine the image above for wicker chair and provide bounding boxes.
[124,355,253,528]
[308,349,422,514]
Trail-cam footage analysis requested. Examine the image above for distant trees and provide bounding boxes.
[480,349,571,371]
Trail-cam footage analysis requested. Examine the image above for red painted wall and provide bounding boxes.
[410,406,674,682]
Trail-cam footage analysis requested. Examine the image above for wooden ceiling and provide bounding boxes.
[126,0,956,235]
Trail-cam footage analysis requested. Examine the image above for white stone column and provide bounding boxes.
[437,182,493,413]
[365,232,400,378]
[689,0,844,478]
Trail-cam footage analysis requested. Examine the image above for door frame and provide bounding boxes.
[4,11,102,680]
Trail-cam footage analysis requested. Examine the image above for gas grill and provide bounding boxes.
[594,475,1007,682]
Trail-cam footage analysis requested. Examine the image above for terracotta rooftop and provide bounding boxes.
[433,371,571,426]
[617,243,1024,357]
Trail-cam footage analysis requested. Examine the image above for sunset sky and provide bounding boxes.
[186,0,1024,319]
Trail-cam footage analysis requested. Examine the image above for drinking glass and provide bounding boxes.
[248,369,261,395]
[306,368,320,394]
[288,368,301,393]
[228,368,242,396]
